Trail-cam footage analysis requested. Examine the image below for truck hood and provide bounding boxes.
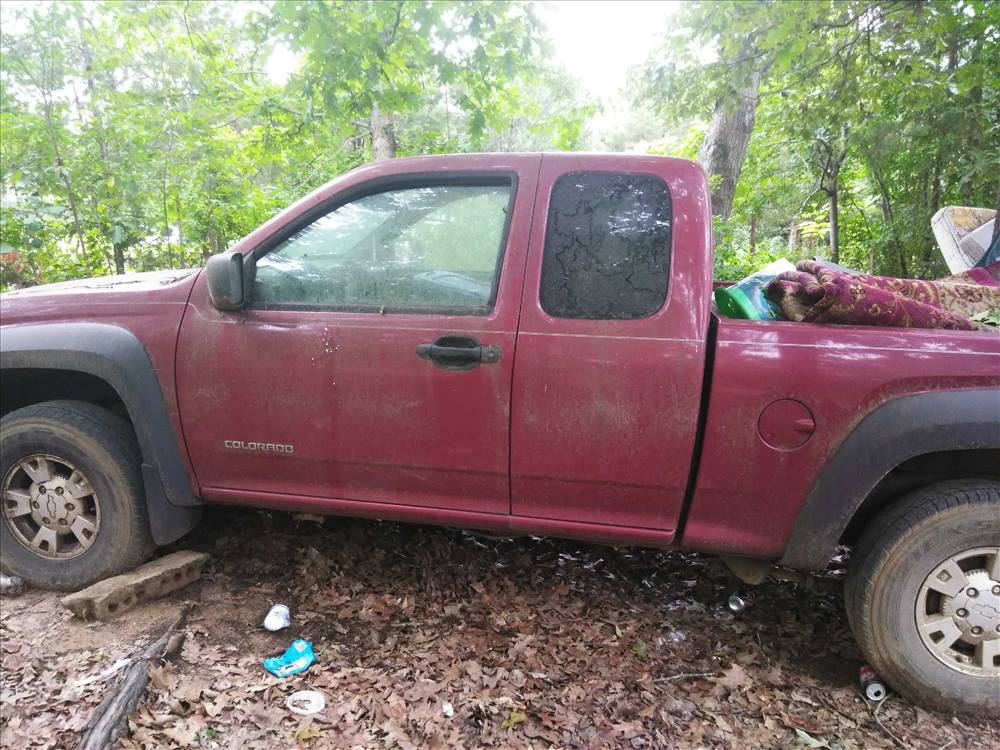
[0,268,202,326]
[2,269,199,297]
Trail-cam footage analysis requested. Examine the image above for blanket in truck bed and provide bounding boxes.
[765,260,1000,331]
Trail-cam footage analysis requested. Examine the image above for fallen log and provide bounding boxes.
[79,607,190,750]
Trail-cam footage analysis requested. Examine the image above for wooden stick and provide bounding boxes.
[655,671,720,682]
[870,694,907,749]
[79,607,190,750]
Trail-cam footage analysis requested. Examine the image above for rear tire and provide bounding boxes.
[1,400,154,591]
[845,480,1000,716]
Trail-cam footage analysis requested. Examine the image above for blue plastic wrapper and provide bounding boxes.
[263,639,315,678]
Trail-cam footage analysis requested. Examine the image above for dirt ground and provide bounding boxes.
[1,507,997,749]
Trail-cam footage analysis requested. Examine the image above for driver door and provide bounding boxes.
[176,159,538,514]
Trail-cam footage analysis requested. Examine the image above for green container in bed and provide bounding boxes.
[714,259,795,320]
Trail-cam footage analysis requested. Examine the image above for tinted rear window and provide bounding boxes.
[540,171,671,320]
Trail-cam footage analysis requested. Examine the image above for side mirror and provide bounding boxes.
[206,252,245,310]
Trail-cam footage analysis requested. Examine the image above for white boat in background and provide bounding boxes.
[931,206,996,273]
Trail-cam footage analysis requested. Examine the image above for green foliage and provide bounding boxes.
[0,0,586,287]
[271,1,549,150]
[4,1,996,289]
[640,0,1000,279]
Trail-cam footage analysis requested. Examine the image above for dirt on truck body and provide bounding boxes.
[1,153,997,720]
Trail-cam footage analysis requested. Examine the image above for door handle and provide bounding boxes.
[416,336,500,371]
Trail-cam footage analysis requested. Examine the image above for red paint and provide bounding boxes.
[682,318,1000,558]
[177,154,540,513]
[3,153,998,564]
[207,486,676,549]
[757,399,815,450]
[509,154,711,532]
[0,270,202,484]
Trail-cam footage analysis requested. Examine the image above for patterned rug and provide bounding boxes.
[765,260,1000,330]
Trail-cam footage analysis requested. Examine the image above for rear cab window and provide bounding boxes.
[539,171,672,320]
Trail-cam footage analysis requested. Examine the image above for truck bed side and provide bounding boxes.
[682,315,1000,563]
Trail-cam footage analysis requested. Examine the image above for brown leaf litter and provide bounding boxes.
[2,507,997,749]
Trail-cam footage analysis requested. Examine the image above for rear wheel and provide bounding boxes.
[1,400,154,591]
[845,480,1000,716]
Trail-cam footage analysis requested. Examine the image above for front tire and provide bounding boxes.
[845,480,1000,716]
[1,400,154,591]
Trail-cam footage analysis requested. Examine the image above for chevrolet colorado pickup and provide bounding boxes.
[1,154,997,714]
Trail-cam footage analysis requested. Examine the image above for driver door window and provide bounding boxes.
[252,183,513,314]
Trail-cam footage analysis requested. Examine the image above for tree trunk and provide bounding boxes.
[828,187,839,264]
[80,31,123,276]
[86,195,115,274]
[205,225,220,257]
[42,98,90,274]
[58,162,91,274]
[113,243,126,275]
[993,190,1000,244]
[819,124,847,265]
[370,104,396,161]
[922,158,943,266]
[929,156,942,216]
[162,172,172,269]
[174,190,183,247]
[878,193,891,223]
[697,68,764,221]
[873,179,907,275]
[788,219,799,256]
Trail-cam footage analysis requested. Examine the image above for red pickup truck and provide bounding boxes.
[1,154,997,714]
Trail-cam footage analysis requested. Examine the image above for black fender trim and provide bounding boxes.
[1,323,201,545]
[142,464,202,545]
[779,389,1000,571]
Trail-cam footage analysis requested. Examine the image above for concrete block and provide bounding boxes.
[60,551,209,621]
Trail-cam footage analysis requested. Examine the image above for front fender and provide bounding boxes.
[1,322,201,544]
[779,389,1000,570]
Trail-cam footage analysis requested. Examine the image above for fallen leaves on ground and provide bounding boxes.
[1,507,997,749]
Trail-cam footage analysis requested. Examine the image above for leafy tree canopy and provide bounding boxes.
[639,0,999,278]
[1,0,996,288]
[0,0,588,286]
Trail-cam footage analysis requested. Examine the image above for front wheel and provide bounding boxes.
[1,400,154,590]
[845,480,999,716]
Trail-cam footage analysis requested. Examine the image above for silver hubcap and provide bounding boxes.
[2,454,101,559]
[916,547,1000,677]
